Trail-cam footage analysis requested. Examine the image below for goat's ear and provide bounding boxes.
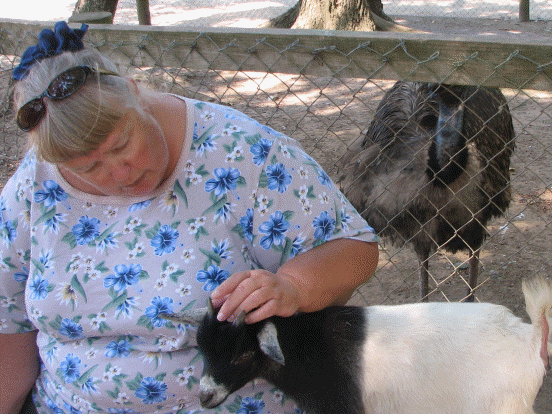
[233,310,247,327]
[158,307,208,326]
[257,322,285,366]
[207,296,215,317]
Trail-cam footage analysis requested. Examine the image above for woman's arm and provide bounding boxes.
[212,238,378,323]
[0,331,40,414]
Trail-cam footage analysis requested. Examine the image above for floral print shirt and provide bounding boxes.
[0,97,378,414]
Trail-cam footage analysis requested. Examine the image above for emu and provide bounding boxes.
[162,275,552,414]
[337,82,515,300]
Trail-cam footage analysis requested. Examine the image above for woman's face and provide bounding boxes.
[59,106,171,197]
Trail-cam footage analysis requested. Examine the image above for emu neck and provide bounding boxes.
[426,98,468,186]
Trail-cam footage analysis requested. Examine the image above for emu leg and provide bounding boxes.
[419,257,430,302]
[464,250,480,302]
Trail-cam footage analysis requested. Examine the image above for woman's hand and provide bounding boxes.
[211,269,304,324]
[211,239,379,324]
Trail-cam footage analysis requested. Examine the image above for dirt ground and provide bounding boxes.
[2,15,552,411]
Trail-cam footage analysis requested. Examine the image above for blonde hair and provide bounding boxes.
[14,49,140,163]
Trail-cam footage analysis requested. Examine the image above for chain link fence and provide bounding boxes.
[1,20,552,411]
[6,0,552,27]
[383,0,552,20]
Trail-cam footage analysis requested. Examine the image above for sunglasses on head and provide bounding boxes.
[16,65,119,132]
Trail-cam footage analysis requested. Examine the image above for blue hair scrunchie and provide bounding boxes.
[13,21,89,81]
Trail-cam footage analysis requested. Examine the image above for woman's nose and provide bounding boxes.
[109,160,131,182]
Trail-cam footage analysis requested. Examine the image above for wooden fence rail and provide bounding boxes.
[1,19,552,91]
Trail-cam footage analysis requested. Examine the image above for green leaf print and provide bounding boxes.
[173,179,188,208]
[244,132,261,146]
[97,221,119,242]
[137,315,155,331]
[61,231,77,249]
[194,124,216,148]
[280,237,293,266]
[226,396,243,413]
[102,290,128,313]
[202,194,228,216]
[125,373,144,391]
[145,222,162,239]
[78,364,99,385]
[199,248,222,266]
[33,207,57,227]
[258,170,268,188]
[282,210,295,221]
[71,274,87,303]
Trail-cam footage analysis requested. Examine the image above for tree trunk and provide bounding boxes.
[265,0,417,32]
[73,0,119,17]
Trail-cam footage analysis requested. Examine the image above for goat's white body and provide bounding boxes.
[360,302,545,414]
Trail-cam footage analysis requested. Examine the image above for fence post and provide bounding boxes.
[136,0,151,25]
[519,0,530,22]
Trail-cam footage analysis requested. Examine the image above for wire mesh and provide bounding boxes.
[1,21,552,411]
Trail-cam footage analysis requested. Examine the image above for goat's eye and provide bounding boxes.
[231,350,256,365]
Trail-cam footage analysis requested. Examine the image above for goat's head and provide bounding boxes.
[161,299,285,408]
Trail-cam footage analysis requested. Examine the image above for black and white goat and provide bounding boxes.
[162,275,552,414]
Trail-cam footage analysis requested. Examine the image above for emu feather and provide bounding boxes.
[337,82,515,300]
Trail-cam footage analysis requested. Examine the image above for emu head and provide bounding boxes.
[160,299,285,409]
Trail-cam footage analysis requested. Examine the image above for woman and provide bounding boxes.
[0,22,379,414]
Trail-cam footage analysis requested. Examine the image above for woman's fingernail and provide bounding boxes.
[211,294,228,308]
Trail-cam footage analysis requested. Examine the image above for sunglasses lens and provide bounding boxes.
[16,98,46,132]
[46,67,87,99]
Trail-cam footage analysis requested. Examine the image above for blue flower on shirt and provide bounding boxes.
[212,239,232,260]
[259,210,289,250]
[196,265,229,291]
[1,220,17,245]
[317,168,333,189]
[290,233,306,259]
[33,180,67,208]
[240,208,254,242]
[145,296,174,327]
[237,397,265,414]
[128,200,151,212]
[29,275,49,300]
[60,353,81,383]
[135,376,168,404]
[46,398,64,414]
[250,138,273,166]
[59,318,84,339]
[204,167,241,196]
[104,264,142,292]
[105,340,131,358]
[63,402,83,414]
[313,211,336,241]
[14,266,29,283]
[44,212,67,234]
[340,207,353,230]
[266,163,292,193]
[196,134,217,156]
[116,296,139,319]
[72,216,101,245]
[81,377,99,395]
[151,224,179,256]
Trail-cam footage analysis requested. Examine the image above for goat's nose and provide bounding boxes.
[199,390,215,407]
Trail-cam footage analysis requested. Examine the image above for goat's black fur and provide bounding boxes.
[196,306,367,414]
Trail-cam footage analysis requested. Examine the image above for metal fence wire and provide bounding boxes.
[1,21,552,411]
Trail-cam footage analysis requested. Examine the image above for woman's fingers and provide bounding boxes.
[211,270,300,323]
